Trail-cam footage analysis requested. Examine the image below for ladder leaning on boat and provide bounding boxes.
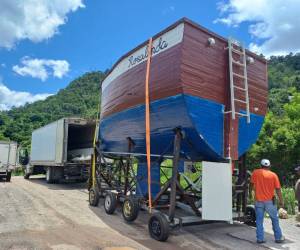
[224,38,251,124]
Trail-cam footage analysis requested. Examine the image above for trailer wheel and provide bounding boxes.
[89,187,100,206]
[6,172,11,182]
[245,205,256,226]
[104,192,117,214]
[122,197,140,222]
[46,167,54,184]
[148,213,170,241]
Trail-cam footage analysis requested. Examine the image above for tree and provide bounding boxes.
[248,90,300,185]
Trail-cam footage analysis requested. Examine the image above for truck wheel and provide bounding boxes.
[122,197,140,222]
[104,192,117,214]
[6,172,12,182]
[46,167,54,184]
[148,212,170,241]
[89,187,100,206]
[54,167,63,183]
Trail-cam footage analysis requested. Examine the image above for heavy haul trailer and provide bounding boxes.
[0,141,18,182]
[25,118,96,183]
[88,17,267,241]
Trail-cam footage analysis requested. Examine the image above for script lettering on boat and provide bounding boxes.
[128,37,168,68]
[101,23,184,92]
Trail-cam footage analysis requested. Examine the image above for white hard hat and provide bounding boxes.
[261,159,271,167]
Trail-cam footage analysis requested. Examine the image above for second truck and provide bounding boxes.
[0,141,18,182]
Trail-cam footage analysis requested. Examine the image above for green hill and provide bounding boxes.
[0,71,105,148]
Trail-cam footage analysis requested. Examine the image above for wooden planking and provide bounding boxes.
[181,23,268,116]
[223,115,239,161]
[101,19,268,122]
[101,44,183,118]
[181,24,228,106]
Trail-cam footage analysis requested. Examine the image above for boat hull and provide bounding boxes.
[99,18,267,161]
[99,94,264,161]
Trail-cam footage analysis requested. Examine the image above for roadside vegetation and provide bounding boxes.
[247,54,300,185]
[281,188,297,215]
[12,167,24,176]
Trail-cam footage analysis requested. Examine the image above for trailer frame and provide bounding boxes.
[88,128,256,241]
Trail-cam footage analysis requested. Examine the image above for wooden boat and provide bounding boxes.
[99,18,268,162]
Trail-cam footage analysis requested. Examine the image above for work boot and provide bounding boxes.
[257,240,266,244]
[275,236,285,243]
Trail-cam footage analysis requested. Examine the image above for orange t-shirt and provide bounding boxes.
[250,168,281,201]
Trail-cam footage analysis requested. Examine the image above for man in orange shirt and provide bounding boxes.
[250,159,285,244]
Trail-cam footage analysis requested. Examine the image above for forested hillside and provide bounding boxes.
[0,71,105,148]
[0,54,300,182]
[248,53,300,184]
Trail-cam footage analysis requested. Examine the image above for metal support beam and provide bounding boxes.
[169,129,182,222]
[235,154,247,214]
[240,154,248,213]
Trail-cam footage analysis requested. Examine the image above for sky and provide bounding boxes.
[0,0,300,110]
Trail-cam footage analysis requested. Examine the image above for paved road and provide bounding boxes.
[0,177,298,250]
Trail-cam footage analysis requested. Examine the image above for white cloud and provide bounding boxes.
[162,6,175,15]
[13,57,70,81]
[0,82,51,110]
[215,0,300,56]
[0,0,85,49]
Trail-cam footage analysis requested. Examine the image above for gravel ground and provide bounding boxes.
[0,176,298,250]
[0,177,147,250]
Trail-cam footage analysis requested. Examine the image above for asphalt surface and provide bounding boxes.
[0,176,298,250]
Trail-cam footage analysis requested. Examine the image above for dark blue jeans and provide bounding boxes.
[255,201,283,241]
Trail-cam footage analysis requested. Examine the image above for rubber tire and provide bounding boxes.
[6,172,11,182]
[104,192,117,214]
[46,167,54,184]
[148,213,170,241]
[122,197,140,222]
[89,187,100,207]
[245,205,256,225]
[24,173,30,180]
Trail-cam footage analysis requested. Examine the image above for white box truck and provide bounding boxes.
[24,117,96,183]
[0,141,18,182]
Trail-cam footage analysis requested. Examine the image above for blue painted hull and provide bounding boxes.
[99,94,264,161]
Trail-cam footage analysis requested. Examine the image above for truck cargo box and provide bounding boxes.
[0,141,18,181]
[28,118,96,183]
[31,118,95,166]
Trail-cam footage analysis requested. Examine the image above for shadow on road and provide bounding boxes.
[228,229,294,250]
[89,200,182,250]
[25,176,88,191]
[89,200,246,250]
[88,199,294,250]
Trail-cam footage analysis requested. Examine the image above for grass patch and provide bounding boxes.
[12,167,24,176]
[281,187,297,215]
